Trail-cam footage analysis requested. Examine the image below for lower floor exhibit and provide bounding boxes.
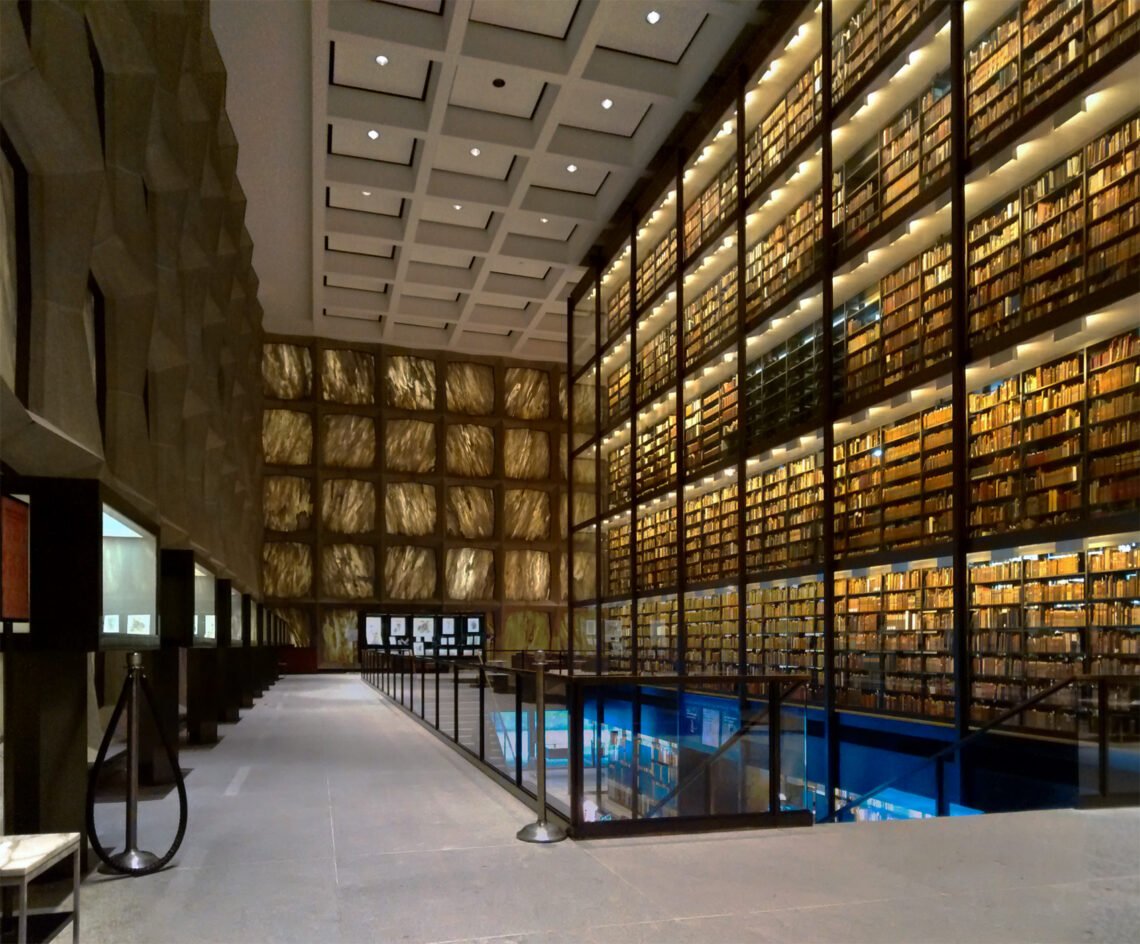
[68,675,1139,944]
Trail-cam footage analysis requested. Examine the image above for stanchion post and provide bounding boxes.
[517,651,567,843]
[108,653,161,872]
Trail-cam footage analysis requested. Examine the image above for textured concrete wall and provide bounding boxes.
[261,337,568,666]
[0,0,263,591]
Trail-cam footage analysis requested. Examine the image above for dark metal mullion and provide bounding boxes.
[675,149,688,677]
[628,212,640,677]
[735,68,749,697]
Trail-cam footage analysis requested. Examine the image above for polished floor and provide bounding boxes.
[78,674,1138,943]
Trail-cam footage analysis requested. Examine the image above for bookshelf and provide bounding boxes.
[605,442,631,512]
[832,0,881,104]
[745,577,825,687]
[967,9,1020,153]
[745,55,823,200]
[684,587,740,674]
[745,192,824,326]
[605,281,631,344]
[1086,113,1140,294]
[636,227,678,312]
[637,324,676,405]
[1088,0,1140,66]
[635,503,677,592]
[744,452,824,574]
[683,269,738,371]
[683,482,739,584]
[604,520,631,597]
[684,157,739,259]
[606,360,632,425]
[684,378,739,476]
[744,322,825,445]
[1088,541,1140,675]
[601,600,633,672]
[638,594,679,674]
[1088,330,1140,514]
[635,415,676,496]
[606,730,678,816]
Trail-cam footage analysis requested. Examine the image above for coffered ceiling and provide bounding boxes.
[213,0,769,363]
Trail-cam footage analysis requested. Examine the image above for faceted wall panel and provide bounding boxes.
[504,489,550,540]
[321,479,376,534]
[504,550,550,601]
[446,547,494,600]
[385,546,437,599]
[263,343,313,400]
[321,415,376,468]
[322,349,375,405]
[263,410,313,465]
[321,544,374,599]
[264,475,313,531]
[385,420,436,473]
[273,607,313,648]
[263,542,312,598]
[319,608,359,668]
[446,486,494,538]
[504,367,550,420]
[500,610,551,651]
[386,355,436,410]
[446,424,494,477]
[385,483,437,536]
[446,362,494,415]
[504,429,549,480]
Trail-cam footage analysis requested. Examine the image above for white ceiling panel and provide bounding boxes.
[332,40,433,98]
[327,186,404,216]
[432,137,516,180]
[596,3,709,64]
[469,0,579,39]
[329,122,418,164]
[448,59,548,119]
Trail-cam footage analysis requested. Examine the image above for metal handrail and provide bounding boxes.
[821,673,1139,823]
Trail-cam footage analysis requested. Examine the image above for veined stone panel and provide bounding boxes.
[558,373,568,421]
[321,479,376,534]
[504,429,549,480]
[504,550,550,601]
[263,542,312,598]
[263,343,312,400]
[385,546,437,599]
[504,489,550,540]
[386,355,436,410]
[503,367,549,420]
[320,608,360,668]
[322,349,375,405]
[446,362,494,415]
[385,419,436,473]
[446,486,494,539]
[446,547,494,600]
[385,482,436,536]
[321,544,374,599]
[445,424,494,477]
[273,607,313,648]
[264,475,313,531]
[263,410,313,465]
[500,610,550,651]
[321,415,376,468]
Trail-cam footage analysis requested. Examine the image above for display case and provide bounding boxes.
[229,586,243,646]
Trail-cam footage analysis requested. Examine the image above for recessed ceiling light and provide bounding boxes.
[453,204,463,210]
[646,10,661,25]
[362,191,372,196]
[540,217,549,223]
[492,77,506,88]
[470,147,481,157]
[566,163,578,173]
[601,98,614,110]
[367,129,380,140]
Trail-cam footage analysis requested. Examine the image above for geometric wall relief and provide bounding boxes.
[504,489,550,541]
[319,608,360,668]
[321,479,376,534]
[321,414,376,468]
[385,419,436,473]
[322,349,375,405]
[264,475,314,531]
[445,547,495,601]
[445,424,494,477]
[446,486,494,539]
[262,343,313,400]
[504,429,549,480]
[263,410,313,465]
[446,362,495,415]
[321,544,374,599]
[263,542,313,598]
[384,482,437,536]
[504,550,550,601]
[504,367,549,420]
[384,545,437,599]
[386,355,436,410]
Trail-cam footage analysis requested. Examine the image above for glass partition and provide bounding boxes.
[100,504,158,648]
[193,563,217,646]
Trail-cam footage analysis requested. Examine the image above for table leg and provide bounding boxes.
[18,877,27,944]
[73,848,80,944]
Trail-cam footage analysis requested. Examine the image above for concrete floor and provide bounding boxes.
[76,675,1139,944]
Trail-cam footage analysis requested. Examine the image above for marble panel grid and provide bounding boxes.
[262,344,313,400]
[384,546,437,599]
[503,489,550,540]
[446,486,494,539]
[503,367,550,420]
[321,479,376,534]
[500,609,551,651]
[264,475,313,531]
[273,607,313,647]
[385,355,436,410]
[320,415,376,468]
[319,609,359,668]
[445,547,495,601]
[385,420,436,473]
[263,542,313,598]
[384,483,437,536]
[504,550,550,601]
[446,424,494,477]
[504,429,549,480]
[321,544,374,599]
[263,410,313,466]
[446,362,495,415]
[322,349,375,405]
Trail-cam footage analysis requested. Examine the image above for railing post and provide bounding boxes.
[517,651,567,843]
[1098,679,1110,799]
[452,661,460,742]
[420,655,426,720]
[478,664,486,761]
[935,755,948,817]
[434,651,440,730]
[515,676,523,786]
[768,680,782,815]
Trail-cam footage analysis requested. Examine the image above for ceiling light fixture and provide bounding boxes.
[646,10,661,24]
[492,77,506,88]
[540,217,549,223]
[453,204,463,210]
[362,191,372,196]
[367,129,380,140]
[470,146,481,156]
[566,163,578,173]
[375,55,389,66]
[601,98,613,110]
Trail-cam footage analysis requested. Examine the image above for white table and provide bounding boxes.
[0,833,80,944]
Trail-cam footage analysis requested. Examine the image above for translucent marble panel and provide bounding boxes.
[274,606,312,648]
[385,482,436,536]
[446,486,494,539]
[321,415,376,468]
[321,544,374,598]
[560,436,569,480]
[445,547,494,601]
[319,608,359,668]
[500,610,550,651]
[446,362,494,415]
[386,355,436,410]
[264,475,313,531]
[504,489,550,540]
[322,349,375,405]
[504,429,549,480]
[560,552,569,602]
[263,542,312,598]
[385,420,436,473]
[558,372,568,421]
[263,410,312,465]
[262,343,312,399]
[446,424,494,477]
[503,367,549,420]
[385,546,437,599]
[504,550,550,601]
[321,479,376,534]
